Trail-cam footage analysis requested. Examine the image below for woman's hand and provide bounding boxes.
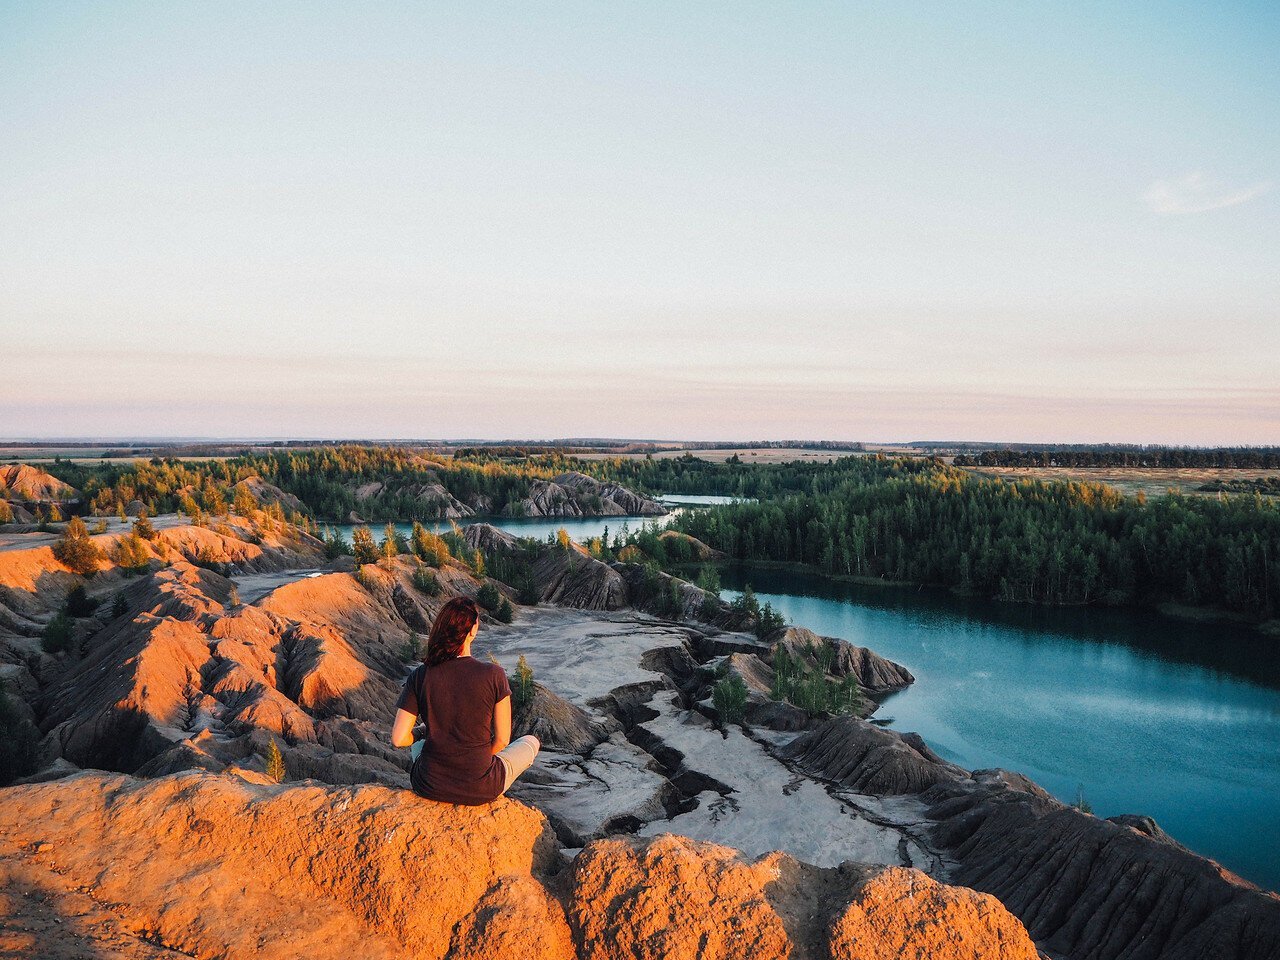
[491,695,511,755]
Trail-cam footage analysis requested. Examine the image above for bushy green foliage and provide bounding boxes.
[65,584,96,617]
[770,646,863,715]
[321,525,351,560]
[52,516,103,576]
[111,592,129,619]
[114,530,150,573]
[350,525,378,566]
[411,565,440,596]
[476,581,502,613]
[41,612,75,653]
[512,655,534,709]
[495,596,515,623]
[755,601,785,639]
[0,684,39,786]
[133,513,156,540]
[712,673,749,724]
[0,500,12,524]
[410,521,451,566]
[400,633,423,662]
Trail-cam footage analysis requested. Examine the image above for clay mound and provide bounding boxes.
[767,626,914,694]
[534,546,628,610]
[552,471,668,516]
[156,518,324,573]
[352,478,474,518]
[569,834,1039,960]
[463,521,522,554]
[0,771,574,960]
[0,463,79,502]
[510,473,665,519]
[515,682,617,753]
[614,563,738,626]
[39,612,210,771]
[780,715,968,794]
[0,771,1042,960]
[658,529,725,560]
[828,865,1040,960]
[923,776,1280,960]
[232,475,306,513]
[718,652,812,730]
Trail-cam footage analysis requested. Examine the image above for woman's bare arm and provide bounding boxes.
[491,695,511,755]
[390,707,417,748]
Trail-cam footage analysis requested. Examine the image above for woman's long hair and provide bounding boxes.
[425,596,481,666]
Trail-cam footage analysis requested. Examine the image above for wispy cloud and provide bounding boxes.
[1141,172,1271,215]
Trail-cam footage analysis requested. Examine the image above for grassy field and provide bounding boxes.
[964,465,1280,498]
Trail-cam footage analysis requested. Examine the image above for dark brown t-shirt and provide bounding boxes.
[395,657,512,805]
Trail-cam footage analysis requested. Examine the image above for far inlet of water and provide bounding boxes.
[335,502,1280,892]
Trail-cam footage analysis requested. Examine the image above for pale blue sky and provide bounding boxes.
[3,2,1277,442]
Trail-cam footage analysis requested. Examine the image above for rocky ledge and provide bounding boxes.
[0,770,1039,960]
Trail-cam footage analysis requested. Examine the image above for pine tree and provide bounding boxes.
[114,530,150,573]
[233,484,256,517]
[351,526,378,566]
[513,655,534,708]
[53,517,104,576]
[264,738,286,783]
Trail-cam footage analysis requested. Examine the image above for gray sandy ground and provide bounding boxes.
[477,606,944,874]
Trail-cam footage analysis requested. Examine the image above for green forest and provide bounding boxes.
[667,461,1280,619]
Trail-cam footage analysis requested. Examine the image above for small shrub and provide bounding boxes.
[91,519,108,534]
[65,584,97,618]
[495,596,514,623]
[264,738,286,783]
[476,581,502,613]
[228,586,241,606]
[754,601,785,639]
[512,655,534,709]
[133,513,156,540]
[41,612,75,653]
[412,565,441,596]
[111,592,129,619]
[712,673,749,725]
[321,526,350,560]
[52,517,103,576]
[400,633,423,662]
[351,526,378,566]
[113,530,150,573]
[517,576,540,606]
[1073,784,1093,815]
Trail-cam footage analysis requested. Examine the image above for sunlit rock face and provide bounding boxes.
[0,771,1040,960]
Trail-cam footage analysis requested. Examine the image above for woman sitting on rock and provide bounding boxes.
[390,596,540,804]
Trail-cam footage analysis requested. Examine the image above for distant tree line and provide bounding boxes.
[954,447,1280,469]
[670,462,1280,619]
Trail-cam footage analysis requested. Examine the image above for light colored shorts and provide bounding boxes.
[410,734,541,795]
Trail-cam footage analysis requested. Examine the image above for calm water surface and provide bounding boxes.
[719,564,1280,892]
[335,505,1280,890]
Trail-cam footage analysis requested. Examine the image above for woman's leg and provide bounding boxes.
[496,735,541,793]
